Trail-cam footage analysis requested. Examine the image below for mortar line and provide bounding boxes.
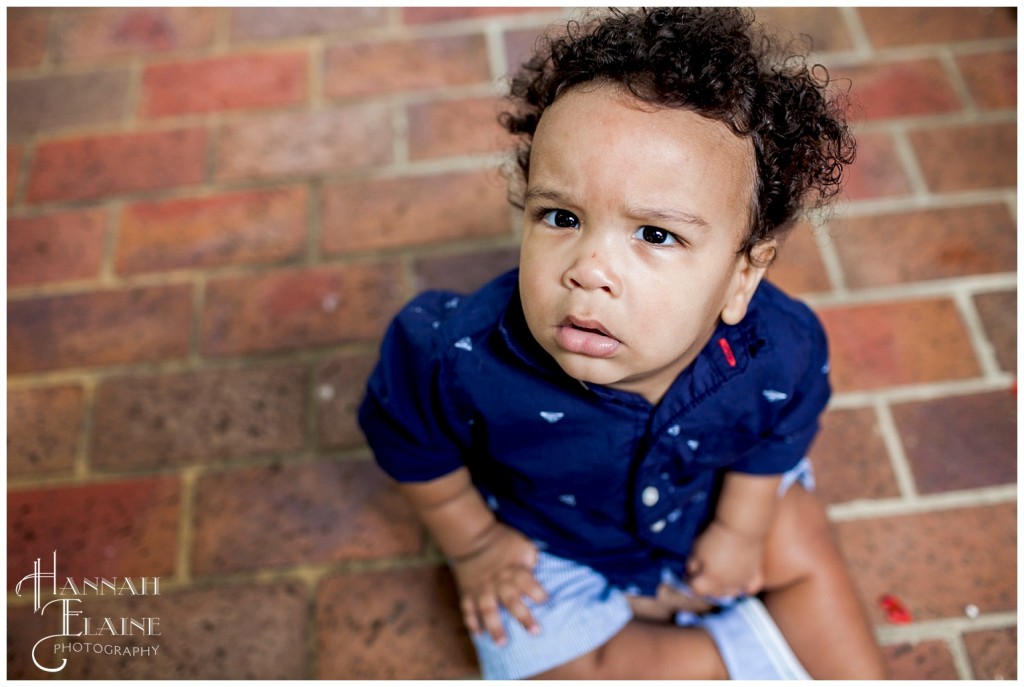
[802,272,1017,309]
[952,288,1004,379]
[838,7,875,57]
[827,483,1016,521]
[829,375,1015,409]
[872,398,919,501]
[175,466,201,585]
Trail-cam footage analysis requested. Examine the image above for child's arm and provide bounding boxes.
[686,471,782,599]
[399,467,548,645]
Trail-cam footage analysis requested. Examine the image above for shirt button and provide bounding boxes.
[650,519,667,533]
[641,486,660,507]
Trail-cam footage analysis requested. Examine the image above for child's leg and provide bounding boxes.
[760,484,887,679]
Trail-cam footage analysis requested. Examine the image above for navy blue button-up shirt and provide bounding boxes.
[359,269,830,594]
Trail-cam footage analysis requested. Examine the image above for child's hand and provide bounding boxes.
[686,519,766,600]
[450,522,548,646]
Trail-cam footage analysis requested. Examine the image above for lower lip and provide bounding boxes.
[555,325,621,358]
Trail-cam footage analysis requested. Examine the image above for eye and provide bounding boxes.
[541,209,580,229]
[633,226,679,246]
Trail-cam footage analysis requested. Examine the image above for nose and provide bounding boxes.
[562,244,622,296]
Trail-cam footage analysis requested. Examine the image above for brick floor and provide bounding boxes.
[7,7,1016,680]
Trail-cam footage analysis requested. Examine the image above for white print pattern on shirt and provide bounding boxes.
[445,297,461,309]
[687,439,700,451]
[762,389,788,402]
[454,337,473,351]
[559,494,577,506]
[667,425,681,436]
[539,411,565,423]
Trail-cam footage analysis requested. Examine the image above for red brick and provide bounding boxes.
[192,460,421,575]
[8,207,108,287]
[8,9,49,69]
[764,222,831,296]
[414,246,521,294]
[818,298,980,392]
[753,7,854,53]
[7,385,84,478]
[231,7,388,41]
[910,122,1016,193]
[964,627,1017,680]
[324,35,491,99]
[842,131,912,201]
[8,284,193,374]
[841,59,961,121]
[882,641,959,680]
[141,52,308,118]
[973,290,1016,374]
[117,186,307,275]
[8,144,21,205]
[215,105,391,182]
[833,205,1017,288]
[891,391,1016,494]
[858,7,1016,49]
[9,70,131,138]
[408,97,507,160]
[322,170,511,254]
[27,128,207,204]
[958,51,1017,111]
[836,503,1016,623]
[52,7,218,64]
[202,263,407,356]
[404,7,556,23]
[7,477,181,589]
[8,583,308,678]
[91,365,306,470]
[316,566,478,679]
[808,408,899,505]
[316,353,379,449]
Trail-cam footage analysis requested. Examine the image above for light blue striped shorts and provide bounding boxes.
[470,458,815,680]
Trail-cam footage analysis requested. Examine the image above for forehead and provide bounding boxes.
[529,84,756,229]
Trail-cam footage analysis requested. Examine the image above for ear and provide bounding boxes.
[720,240,776,325]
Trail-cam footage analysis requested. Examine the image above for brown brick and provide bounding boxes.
[117,186,307,275]
[141,52,308,118]
[404,6,556,23]
[27,128,207,204]
[858,7,1016,49]
[891,391,1015,494]
[316,566,478,679]
[8,70,130,138]
[408,97,507,160]
[316,353,378,449]
[8,207,108,287]
[841,59,961,121]
[324,35,491,99]
[836,503,1016,623]
[910,122,1016,193]
[833,205,1017,288]
[52,7,218,64]
[818,298,980,392]
[973,290,1016,374]
[753,7,854,53]
[7,385,84,478]
[193,460,421,575]
[808,407,899,505]
[842,131,912,201]
[91,365,306,470]
[8,144,22,206]
[8,582,308,678]
[764,222,831,296]
[215,105,391,182]
[964,626,1017,680]
[958,51,1017,111]
[8,8,49,69]
[322,170,511,254]
[881,641,959,680]
[8,284,193,374]
[413,246,520,294]
[231,7,387,41]
[202,263,407,356]
[505,27,544,79]
[7,477,181,589]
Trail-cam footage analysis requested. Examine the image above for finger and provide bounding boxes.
[477,594,507,646]
[460,595,482,636]
[516,569,548,604]
[497,583,540,636]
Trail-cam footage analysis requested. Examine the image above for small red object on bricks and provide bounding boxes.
[879,594,912,624]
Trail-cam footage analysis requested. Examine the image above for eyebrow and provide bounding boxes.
[524,185,710,230]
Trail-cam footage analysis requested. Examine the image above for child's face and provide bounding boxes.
[518,83,770,405]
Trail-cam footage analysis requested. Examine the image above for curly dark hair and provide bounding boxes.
[500,7,856,264]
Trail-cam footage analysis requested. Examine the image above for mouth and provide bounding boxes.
[555,316,621,358]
